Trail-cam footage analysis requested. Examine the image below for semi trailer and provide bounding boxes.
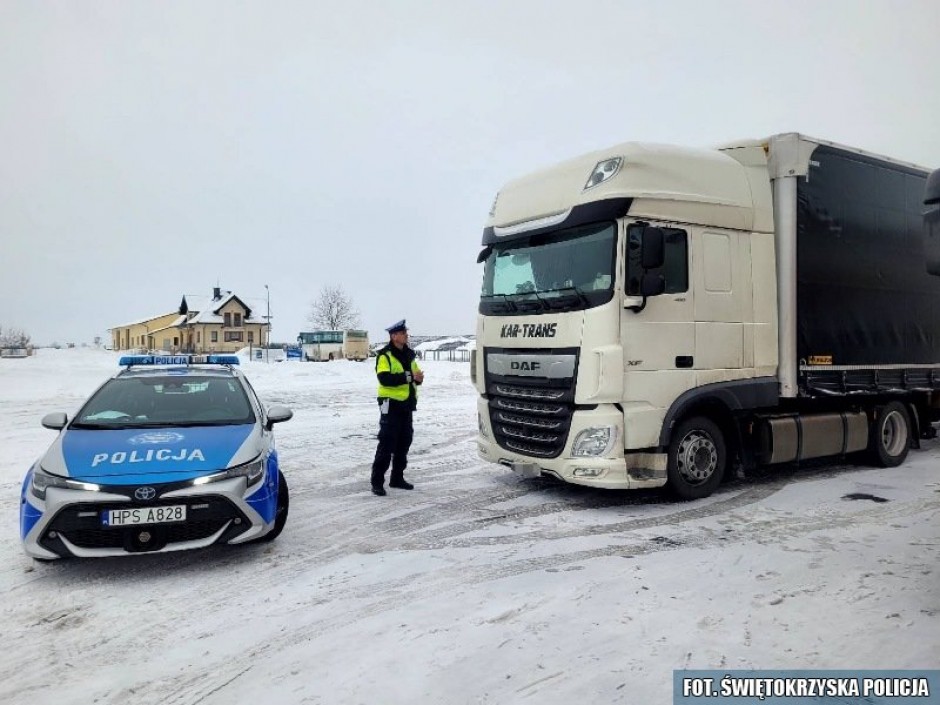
[473,133,940,499]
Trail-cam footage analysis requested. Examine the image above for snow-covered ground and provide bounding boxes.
[1,349,938,704]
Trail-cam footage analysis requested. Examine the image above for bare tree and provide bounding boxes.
[0,325,31,348]
[307,285,361,330]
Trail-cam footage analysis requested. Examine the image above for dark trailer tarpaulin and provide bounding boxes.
[796,144,938,378]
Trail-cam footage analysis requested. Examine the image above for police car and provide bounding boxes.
[20,355,293,560]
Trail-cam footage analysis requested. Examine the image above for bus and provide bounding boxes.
[297,329,370,361]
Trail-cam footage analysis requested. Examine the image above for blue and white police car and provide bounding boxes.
[20,355,293,560]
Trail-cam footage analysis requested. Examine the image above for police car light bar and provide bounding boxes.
[119,354,241,367]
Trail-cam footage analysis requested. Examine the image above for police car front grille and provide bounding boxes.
[40,496,248,554]
[65,520,229,549]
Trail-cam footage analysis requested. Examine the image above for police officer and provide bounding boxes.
[371,319,424,496]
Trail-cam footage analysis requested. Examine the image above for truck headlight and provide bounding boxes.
[571,426,616,457]
[478,411,490,439]
[31,466,101,500]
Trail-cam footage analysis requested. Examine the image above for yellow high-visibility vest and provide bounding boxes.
[376,350,421,401]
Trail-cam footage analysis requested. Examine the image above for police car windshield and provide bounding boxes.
[72,375,256,428]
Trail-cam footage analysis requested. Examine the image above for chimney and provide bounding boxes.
[213,287,221,301]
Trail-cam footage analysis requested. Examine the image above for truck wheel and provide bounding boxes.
[869,401,911,467]
[667,416,726,500]
[260,471,290,542]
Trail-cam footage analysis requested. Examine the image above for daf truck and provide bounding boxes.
[473,133,940,499]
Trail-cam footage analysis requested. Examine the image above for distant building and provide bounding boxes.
[110,287,269,354]
[413,336,475,362]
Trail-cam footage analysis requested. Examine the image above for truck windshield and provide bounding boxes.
[479,221,616,314]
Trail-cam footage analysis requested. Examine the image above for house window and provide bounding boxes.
[224,331,244,342]
[197,332,201,343]
[234,312,242,327]
[224,312,232,327]
[247,331,254,343]
[211,331,218,343]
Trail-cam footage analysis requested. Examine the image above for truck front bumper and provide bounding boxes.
[476,398,667,490]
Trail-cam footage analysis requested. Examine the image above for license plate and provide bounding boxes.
[511,462,541,478]
[102,505,187,527]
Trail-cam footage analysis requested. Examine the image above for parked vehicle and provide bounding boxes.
[20,354,293,559]
[474,133,940,499]
[298,329,369,361]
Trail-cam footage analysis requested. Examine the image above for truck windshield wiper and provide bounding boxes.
[542,286,590,307]
[481,294,518,312]
[515,291,548,312]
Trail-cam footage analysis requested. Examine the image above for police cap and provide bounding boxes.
[386,319,407,335]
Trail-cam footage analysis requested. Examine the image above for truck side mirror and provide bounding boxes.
[477,246,493,264]
[641,227,665,269]
[926,169,940,205]
[641,273,666,297]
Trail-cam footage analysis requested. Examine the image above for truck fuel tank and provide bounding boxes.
[759,411,868,465]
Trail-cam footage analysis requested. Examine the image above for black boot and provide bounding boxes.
[389,477,414,490]
[371,484,387,496]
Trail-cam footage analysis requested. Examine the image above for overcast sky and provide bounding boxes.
[2,0,938,346]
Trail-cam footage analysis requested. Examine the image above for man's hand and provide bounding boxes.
[413,370,425,384]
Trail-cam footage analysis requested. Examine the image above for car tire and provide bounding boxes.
[868,401,911,468]
[260,471,290,542]
[666,416,726,501]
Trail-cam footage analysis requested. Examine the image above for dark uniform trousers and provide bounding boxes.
[371,403,414,486]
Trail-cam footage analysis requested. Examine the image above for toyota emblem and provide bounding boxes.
[134,486,157,501]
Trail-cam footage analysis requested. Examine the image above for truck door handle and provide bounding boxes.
[675,356,693,368]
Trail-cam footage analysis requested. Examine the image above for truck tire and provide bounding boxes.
[666,416,726,500]
[869,401,911,467]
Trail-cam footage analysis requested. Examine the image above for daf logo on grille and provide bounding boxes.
[134,486,157,501]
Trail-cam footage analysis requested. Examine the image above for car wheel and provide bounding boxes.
[260,471,289,542]
[666,416,726,500]
[869,401,911,467]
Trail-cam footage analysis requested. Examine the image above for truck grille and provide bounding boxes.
[485,348,577,459]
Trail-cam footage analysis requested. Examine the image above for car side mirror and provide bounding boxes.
[265,405,293,430]
[641,227,665,269]
[42,412,68,430]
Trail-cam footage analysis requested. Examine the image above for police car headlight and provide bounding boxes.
[31,466,101,500]
[192,457,265,487]
[571,426,617,457]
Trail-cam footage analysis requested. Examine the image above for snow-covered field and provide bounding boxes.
[1,349,938,704]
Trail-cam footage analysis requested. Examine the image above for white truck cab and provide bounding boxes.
[474,136,938,499]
